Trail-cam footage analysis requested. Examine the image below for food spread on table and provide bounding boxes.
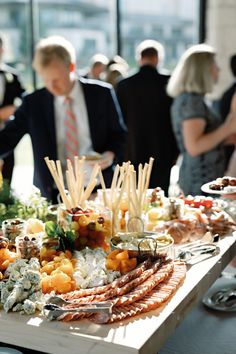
[0,159,235,324]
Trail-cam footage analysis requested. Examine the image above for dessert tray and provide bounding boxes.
[201,176,236,195]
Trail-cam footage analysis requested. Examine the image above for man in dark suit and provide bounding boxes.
[0,35,25,183]
[116,39,179,195]
[220,54,236,168]
[0,36,126,202]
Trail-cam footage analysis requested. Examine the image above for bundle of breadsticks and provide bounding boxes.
[98,157,154,234]
[45,156,154,234]
[44,156,100,209]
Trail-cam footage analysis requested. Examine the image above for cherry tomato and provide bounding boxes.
[185,195,194,205]
[201,197,213,209]
[193,197,202,208]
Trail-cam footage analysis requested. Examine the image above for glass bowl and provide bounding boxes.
[111,231,174,260]
[58,203,112,251]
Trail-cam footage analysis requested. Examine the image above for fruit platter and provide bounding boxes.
[0,158,235,333]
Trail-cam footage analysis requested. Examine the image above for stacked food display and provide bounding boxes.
[0,159,235,325]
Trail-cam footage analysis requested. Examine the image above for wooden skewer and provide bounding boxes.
[130,171,139,216]
[44,157,71,209]
[67,159,78,205]
[76,158,85,205]
[144,157,154,191]
[56,160,65,191]
[110,164,120,204]
[113,172,127,215]
[98,169,108,207]
[82,178,98,206]
[116,166,125,190]
[66,170,77,207]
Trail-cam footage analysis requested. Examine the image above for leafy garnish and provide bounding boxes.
[45,221,76,252]
[0,183,50,227]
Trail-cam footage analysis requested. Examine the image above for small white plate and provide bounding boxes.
[201,181,236,195]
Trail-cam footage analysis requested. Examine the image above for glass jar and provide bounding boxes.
[16,234,42,260]
[147,187,165,208]
[46,204,61,223]
[58,203,112,251]
[166,198,184,220]
[2,218,26,248]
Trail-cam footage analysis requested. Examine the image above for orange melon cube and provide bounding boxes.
[115,250,129,261]
[120,258,137,274]
[107,249,120,259]
[105,258,120,271]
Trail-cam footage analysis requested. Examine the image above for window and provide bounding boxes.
[0,0,200,192]
[34,0,116,79]
[120,0,200,71]
[0,0,200,87]
[0,0,32,90]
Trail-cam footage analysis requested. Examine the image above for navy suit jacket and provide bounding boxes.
[116,65,179,194]
[0,77,127,200]
[0,64,25,181]
[219,81,236,167]
[0,64,25,107]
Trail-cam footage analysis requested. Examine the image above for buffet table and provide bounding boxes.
[0,233,236,354]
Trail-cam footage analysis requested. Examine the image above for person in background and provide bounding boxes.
[220,54,236,169]
[107,55,129,72]
[167,44,236,196]
[223,92,236,176]
[0,35,25,183]
[106,55,129,88]
[116,39,179,195]
[0,36,127,202]
[106,63,128,88]
[84,53,109,80]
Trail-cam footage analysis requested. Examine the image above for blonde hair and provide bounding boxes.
[32,35,76,70]
[167,44,216,97]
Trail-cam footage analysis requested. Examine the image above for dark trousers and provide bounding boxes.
[2,153,14,184]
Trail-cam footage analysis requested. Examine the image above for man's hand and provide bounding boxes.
[0,105,16,122]
[87,151,115,170]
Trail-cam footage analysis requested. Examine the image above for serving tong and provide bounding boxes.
[43,295,113,321]
[176,241,219,263]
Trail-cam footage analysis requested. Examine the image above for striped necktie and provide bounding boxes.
[64,96,79,161]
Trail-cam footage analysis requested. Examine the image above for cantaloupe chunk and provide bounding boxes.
[120,258,137,274]
[115,250,129,261]
[106,258,120,271]
[107,249,120,259]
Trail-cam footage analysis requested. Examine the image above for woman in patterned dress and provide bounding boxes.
[167,44,236,196]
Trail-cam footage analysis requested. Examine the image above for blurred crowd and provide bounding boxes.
[0,33,236,200]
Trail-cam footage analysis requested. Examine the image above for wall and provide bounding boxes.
[206,0,236,99]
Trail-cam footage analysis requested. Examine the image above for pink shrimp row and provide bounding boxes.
[59,259,176,322]
[60,259,165,309]
[110,261,174,307]
[62,259,152,301]
[91,261,186,324]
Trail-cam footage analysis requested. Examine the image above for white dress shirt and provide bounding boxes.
[54,80,94,166]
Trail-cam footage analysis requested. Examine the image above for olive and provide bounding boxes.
[97,217,105,224]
